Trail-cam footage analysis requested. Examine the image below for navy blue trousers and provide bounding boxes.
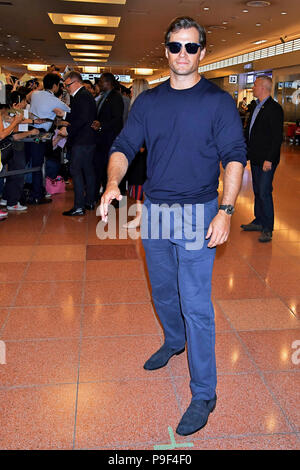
[25,142,46,199]
[69,144,96,209]
[142,197,218,401]
[251,162,277,233]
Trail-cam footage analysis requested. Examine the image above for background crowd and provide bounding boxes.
[0,66,148,222]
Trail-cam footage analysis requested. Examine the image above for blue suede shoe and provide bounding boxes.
[176,395,217,436]
[143,343,185,370]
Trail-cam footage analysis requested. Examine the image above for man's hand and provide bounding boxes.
[91,120,101,131]
[205,211,231,248]
[53,108,65,118]
[263,160,272,172]
[30,128,40,136]
[58,126,68,137]
[99,183,122,223]
[13,113,24,125]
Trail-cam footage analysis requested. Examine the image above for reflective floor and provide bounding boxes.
[0,144,299,450]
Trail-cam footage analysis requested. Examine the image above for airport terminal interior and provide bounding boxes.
[0,0,300,451]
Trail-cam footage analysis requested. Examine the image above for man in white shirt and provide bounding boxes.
[25,73,70,204]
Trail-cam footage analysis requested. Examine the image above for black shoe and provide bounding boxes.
[85,203,95,211]
[258,231,272,243]
[62,207,86,216]
[28,197,52,205]
[176,395,217,436]
[143,343,185,370]
[241,222,263,232]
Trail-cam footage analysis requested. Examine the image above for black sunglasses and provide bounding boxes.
[64,80,77,88]
[166,42,202,54]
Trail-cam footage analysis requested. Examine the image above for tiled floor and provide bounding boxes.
[0,144,299,450]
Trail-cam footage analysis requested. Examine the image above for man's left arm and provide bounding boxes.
[207,92,247,247]
[206,161,244,247]
[263,104,284,172]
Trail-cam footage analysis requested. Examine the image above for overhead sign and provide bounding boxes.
[229,75,238,84]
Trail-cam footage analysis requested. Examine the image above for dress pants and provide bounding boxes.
[142,197,218,401]
[251,162,277,232]
[25,142,46,199]
[3,143,26,206]
[70,144,96,209]
[94,145,109,201]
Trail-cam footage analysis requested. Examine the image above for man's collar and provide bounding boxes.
[257,95,270,106]
[71,85,84,97]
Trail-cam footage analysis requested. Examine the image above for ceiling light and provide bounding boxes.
[246,1,271,6]
[65,44,112,51]
[82,66,101,73]
[63,0,126,3]
[49,13,120,28]
[281,12,287,15]
[256,23,261,26]
[252,39,267,44]
[70,52,109,57]
[242,9,249,12]
[222,21,228,24]
[27,64,48,71]
[237,32,241,34]
[59,32,115,41]
[75,58,108,62]
[203,7,209,10]
[134,68,153,75]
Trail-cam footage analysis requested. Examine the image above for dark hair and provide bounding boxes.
[43,73,61,90]
[164,16,206,49]
[101,72,117,87]
[8,91,27,106]
[64,70,83,83]
[83,79,93,86]
[55,84,64,99]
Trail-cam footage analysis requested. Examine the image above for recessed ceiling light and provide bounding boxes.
[207,30,212,34]
[59,32,115,41]
[27,64,48,71]
[70,52,109,57]
[133,68,153,75]
[48,13,120,27]
[252,39,267,44]
[242,9,249,12]
[221,39,226,42]
[256,23,261,26]
[63,0,126,3]
[222,21,228,24]
[203,7,209,10]
[246,1,270,6]
[281,12,287,15]
[65,44,112,51]
[237,32,241,34]
[75,58,108,62]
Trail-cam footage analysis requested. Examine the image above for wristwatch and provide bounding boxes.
[219,204,235,215]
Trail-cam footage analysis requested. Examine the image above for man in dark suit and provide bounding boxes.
[92,73,124,201]
[62,71,97,216]
[241,75,284,242]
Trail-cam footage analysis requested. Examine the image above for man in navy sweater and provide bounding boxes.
[100,17,247,436]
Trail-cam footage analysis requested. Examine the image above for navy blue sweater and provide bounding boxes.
[110,77,247,204]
